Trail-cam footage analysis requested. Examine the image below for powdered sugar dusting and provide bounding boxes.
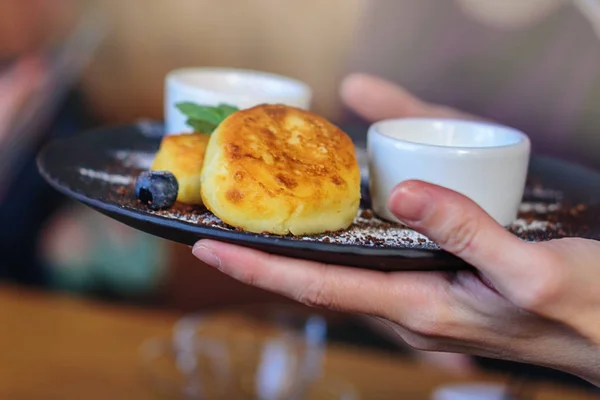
[303,225,434,247]
[146,206,438,247]
[519,202,561,214]
[151,206,224,226]
[524,186,563,201]
[79,168,134,185]
[137,203,559,248]
[511,219,554,233]
[111,150,155,169]
[300,209,434,247]
[81,150,593,249]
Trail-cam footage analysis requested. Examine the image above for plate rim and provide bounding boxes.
[36,136,449,261]
[36,121,600,264]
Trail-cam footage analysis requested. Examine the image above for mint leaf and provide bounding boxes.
[216,103,239,118]
[176,102,222,126]
[176,102,240,134]
[186,119,217,133]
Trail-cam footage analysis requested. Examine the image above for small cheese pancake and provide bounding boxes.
[200,104,361,235]
[151,132,210,205]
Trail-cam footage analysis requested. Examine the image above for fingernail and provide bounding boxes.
[192,244,221,269]
[388,182,432,223]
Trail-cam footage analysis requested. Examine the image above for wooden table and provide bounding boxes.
[0,285,597,400]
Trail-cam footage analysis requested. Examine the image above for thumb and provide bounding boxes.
[387,180,547,295]
[340,73,474,122]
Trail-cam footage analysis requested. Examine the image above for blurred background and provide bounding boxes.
[1,0,600,399]
[0,0,365,306]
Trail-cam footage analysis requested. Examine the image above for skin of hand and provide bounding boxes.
[0,56,45,142]
[0,55,46,202]
[0,0,77,58]
[345,73,482,373]
[191,74,600,386]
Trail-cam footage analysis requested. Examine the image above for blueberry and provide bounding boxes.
[135,171,178,210]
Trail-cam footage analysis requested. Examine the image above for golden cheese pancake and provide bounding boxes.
[200,104,361,235]
[151,132,210,205]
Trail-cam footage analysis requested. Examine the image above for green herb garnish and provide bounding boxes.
[176,102,240,133]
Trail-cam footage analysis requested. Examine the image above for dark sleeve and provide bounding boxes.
[0,89,99,286]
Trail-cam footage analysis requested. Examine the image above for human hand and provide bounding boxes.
[191,181,600,386]
[340,72,484,372]
[0,55,45,142]
[190,73,600,385]
[0,55,45,202]
[0,0,76,58]
[339,73,479,122]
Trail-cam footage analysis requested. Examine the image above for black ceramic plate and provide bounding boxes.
[37,122,600,271]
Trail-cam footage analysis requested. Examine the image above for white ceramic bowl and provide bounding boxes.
[164,67,312,135]
[367,118,531,226]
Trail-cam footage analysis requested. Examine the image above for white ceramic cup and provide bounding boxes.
[367,118,531,226]
[164,67,312,135]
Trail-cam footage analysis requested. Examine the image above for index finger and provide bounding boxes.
[192,240,445,320]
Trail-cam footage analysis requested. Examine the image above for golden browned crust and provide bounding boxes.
[151,132,210,205]
[200,104,361,235]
